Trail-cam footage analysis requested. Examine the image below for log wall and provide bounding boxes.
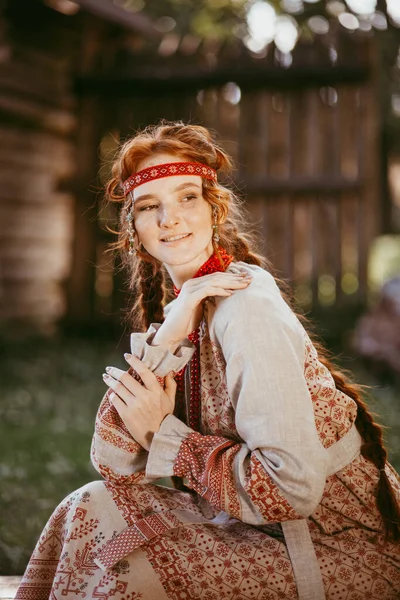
[0,1,78,331]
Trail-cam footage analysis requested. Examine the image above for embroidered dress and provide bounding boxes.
[16,255,400,600]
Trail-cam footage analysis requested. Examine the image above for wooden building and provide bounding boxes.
[0,0,384,335]
[0,0,157,332]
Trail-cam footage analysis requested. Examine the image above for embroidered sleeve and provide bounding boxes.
[146,271,329,524]
[90,387,147,485]
[90,323,195,484]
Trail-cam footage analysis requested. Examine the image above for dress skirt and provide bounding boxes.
[15,479,400,600]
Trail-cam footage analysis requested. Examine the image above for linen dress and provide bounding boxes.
[16,261,400,600]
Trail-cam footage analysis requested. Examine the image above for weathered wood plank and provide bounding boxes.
[0,576,21,600]
[0,198,74,240]
[0,128,74,175]
[0,242,71,279]
[242,175,362,195]
[65,94,104,322]
[0,93,77,135]
[0,56,70,105]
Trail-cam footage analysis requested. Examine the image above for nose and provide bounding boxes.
[159,204,180,228]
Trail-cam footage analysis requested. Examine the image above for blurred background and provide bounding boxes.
[1,0,400,576]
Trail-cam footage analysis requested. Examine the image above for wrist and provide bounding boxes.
[151,330,180,353]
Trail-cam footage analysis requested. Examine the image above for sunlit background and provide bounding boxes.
[0,0,400,581]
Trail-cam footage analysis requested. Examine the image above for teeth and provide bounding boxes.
[163,234,190,242]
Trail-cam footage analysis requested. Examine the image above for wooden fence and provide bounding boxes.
[0,0,379,330]
[70,61,379,327]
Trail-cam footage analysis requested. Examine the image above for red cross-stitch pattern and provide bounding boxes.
[144,520,297,600]
[302,330,358,448]
[17,476,400,599]
[199,326,238,438]
[245,455,302,522]
[123,161,217,194]
[16,263,400,599]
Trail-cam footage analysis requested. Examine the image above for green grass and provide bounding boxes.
[0,332,399,576]
[0,333,126,575]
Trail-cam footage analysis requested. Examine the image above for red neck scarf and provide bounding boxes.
[173,247,233,298]
[173,247,234,430]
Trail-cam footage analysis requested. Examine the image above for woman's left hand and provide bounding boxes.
[102,354,177,451]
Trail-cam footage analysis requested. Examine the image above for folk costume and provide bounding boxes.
[16,253,400,600]
[16,159,400,600]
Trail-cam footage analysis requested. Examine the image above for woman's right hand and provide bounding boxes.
[151,270,253,349]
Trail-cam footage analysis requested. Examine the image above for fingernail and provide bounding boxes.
[124,353,132,360]
[102,373,109,380]
[105,366,111,372]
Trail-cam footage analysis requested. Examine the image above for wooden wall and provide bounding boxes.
[85,63,379,326]
[0,0,381,332]
[0,1,78,331]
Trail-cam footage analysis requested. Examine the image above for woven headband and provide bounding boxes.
[122,161,217,195]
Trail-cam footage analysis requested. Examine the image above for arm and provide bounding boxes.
[145,272,328,525]
[90,323,195,484]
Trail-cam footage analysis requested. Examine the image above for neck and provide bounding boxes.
[163,243,214,288]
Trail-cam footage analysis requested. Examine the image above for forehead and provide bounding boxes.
[133,175,202,200]
[133,152,202,199]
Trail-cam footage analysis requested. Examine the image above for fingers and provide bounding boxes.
[103,356,162,402]
[190,273,252,291]
[190,279,252,300]
[108,391,127,412]
[164,372,177,399]
[123,354,160,390]
[103,368,145,403]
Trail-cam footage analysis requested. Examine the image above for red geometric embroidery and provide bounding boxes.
[173,431,244,518]
[96,424,141,454]
[302,330,358,448]
[246,455,301,522]
[144,521,297,600]
[16,292,400,600]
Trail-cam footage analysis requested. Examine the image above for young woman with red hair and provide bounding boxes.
[17,122,400,600]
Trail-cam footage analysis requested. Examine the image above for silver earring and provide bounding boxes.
[126,210,137,256]
[212,206,220,243]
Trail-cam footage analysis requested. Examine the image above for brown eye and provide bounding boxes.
[139,204,158,211]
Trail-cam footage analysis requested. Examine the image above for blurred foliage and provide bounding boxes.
[0,332,399,575]
[118,0,399,42]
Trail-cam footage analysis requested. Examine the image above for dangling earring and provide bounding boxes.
[126,211,137,256]
[212,206,220,243]
[125,193,138,257]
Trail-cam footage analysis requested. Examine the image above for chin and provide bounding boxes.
[160,245,213,267]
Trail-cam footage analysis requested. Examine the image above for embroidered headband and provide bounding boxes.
[122,161,217,195]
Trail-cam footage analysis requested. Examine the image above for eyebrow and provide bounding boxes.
[134,182,202,204]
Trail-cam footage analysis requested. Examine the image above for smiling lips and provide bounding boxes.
[161,233,192,242]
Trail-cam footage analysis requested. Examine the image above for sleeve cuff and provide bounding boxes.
[145,414,194,480]
[130,324,195,377]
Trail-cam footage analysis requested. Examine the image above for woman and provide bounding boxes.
[16,122,400,600]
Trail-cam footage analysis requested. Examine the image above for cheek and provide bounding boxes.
[133,214,155,238]
[189,204,212,229]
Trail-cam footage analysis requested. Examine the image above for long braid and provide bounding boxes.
[316,351,400,542]
[235,236,400,542]
[129,257,166,331]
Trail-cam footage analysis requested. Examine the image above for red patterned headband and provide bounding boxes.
[122,161,217,195]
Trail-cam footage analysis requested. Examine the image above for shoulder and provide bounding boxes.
[211,261,303,341]
[222,261,294,320]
